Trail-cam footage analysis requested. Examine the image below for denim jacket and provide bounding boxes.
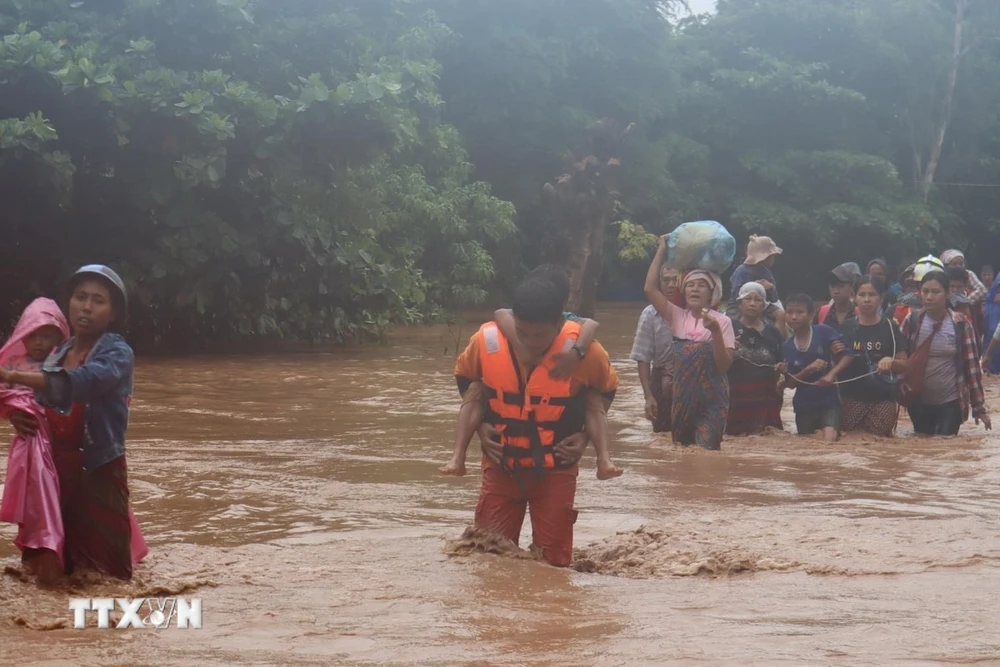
[38,333,134,471]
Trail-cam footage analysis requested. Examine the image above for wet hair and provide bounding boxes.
[983,264,994,273]
[921,270,950,291]
[511,275,565,324]
[784,293,815,313]
[525,264,570,305]
[947,266,969,284]
[856,275,884,296]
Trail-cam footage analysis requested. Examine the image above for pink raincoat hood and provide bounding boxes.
[0,298,70,368]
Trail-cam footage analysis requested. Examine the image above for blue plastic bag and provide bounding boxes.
[666,220,735,274]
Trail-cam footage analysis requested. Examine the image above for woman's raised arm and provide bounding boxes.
[644,235,679,322]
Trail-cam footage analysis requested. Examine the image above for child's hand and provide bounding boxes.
[877,357,894,374]
[831,341,845,355]
[550,349,580,380]
[815,372,836,387]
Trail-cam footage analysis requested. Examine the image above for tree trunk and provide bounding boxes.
[919,0,967,202]
[544,118,631,314]
[579,208,609,319]
[565,227,591,316]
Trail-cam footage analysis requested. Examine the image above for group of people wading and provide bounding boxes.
[2,250,996,576]
[0,265,145,583]
[442,234,997,567]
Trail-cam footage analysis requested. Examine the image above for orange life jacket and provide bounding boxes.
[477,320,585,475]
[893,303,911,326]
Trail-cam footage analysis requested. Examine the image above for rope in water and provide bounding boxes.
[735,317,899,387]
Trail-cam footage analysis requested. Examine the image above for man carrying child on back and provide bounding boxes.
[451,271,620,567]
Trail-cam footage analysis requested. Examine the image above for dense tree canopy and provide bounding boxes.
[2,0,999,348]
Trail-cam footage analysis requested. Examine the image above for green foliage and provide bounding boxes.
[615,220,657,265]
[0,0,514,348]
[3,0,1000,343]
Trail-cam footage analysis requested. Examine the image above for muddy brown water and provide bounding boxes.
[2,303,1000,665]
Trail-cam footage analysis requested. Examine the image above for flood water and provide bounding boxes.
[2,303,1000,665]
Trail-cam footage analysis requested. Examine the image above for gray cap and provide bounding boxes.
[71,264,128,318]
[830,262,862,284]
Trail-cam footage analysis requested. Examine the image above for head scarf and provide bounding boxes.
[0,298,70,368]
[683,269,723,308]
[940,249,965,266]
[737,281,766,302]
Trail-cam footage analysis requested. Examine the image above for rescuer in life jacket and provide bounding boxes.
[440,265,620,480]
[451,271,620,567]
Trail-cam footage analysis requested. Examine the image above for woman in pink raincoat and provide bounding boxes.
[1,266,147,581]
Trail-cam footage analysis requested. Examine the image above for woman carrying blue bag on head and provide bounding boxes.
[839,276,909,437]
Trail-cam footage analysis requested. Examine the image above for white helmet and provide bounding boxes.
[912,255,945,281]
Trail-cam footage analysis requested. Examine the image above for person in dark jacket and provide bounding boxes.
[0,265,145,579]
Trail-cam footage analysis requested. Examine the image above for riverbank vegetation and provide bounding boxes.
[2,0,998,348]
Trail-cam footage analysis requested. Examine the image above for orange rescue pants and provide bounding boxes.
[475,467,578,567]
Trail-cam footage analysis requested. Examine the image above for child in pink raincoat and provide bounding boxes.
[0,297,147,582]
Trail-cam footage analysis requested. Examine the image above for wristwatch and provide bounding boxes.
[571,344,586,360]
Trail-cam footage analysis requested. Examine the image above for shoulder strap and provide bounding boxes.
[817,303,831,324]
[885,317,896,358]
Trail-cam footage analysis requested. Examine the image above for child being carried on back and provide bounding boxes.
[440,266,622,480]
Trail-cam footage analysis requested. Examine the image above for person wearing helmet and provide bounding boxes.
[0,265,147,580]
[913,255,945,282]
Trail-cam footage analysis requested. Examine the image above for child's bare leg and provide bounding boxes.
[585,390,622,480]
[440,382,483,475]
[820,426,839,443]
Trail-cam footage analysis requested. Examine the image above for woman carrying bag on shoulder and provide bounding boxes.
[900,271,991,436]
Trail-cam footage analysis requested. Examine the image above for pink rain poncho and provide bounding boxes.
[0,298,148,567]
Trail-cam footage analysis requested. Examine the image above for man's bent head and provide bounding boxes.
[511,275,565,362]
